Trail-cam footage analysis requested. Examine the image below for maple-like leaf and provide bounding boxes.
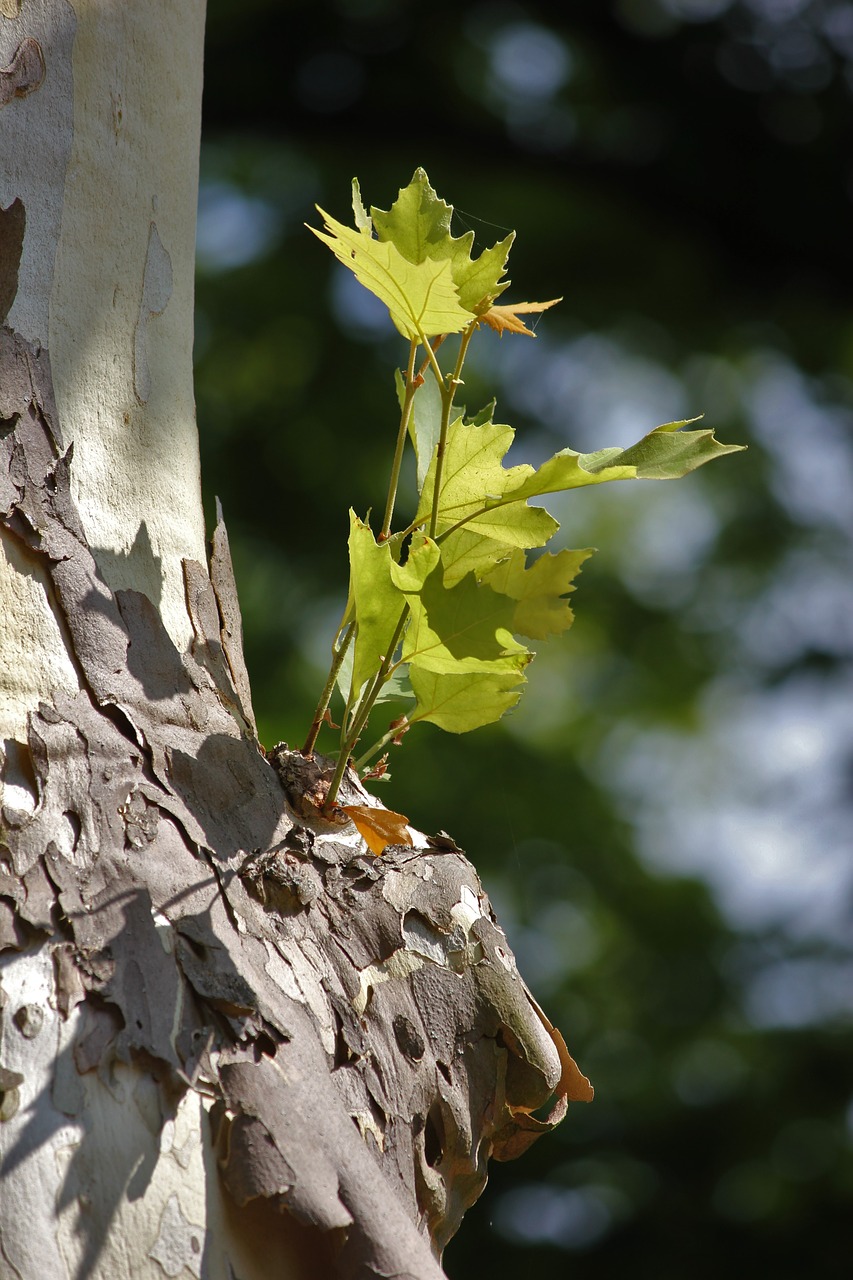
[374,665,414,706]
[408,667,525,734]
[416,418,558,549]
[370,169,514,313]
[478,297,562,337]
[434,526,510,587]
[500,417,747,508]
[389,532,441,593]
[599,416,747,478]
[341,803,413,855]
[483,547,595,640]
[309,208,472,339]
[392,541,531,676]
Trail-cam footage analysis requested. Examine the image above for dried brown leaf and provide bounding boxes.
[478,297,561,338]
[361,754,389,781]
[342,804,413,856]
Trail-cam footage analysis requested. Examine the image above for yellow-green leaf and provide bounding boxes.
[370,168,514,313]
[483,547,595,640]
[398,555,531,676]
[309,209,472,339]
[436,526,510,587]
[408,667,525,733]
[504,419,746,505]
[416,418,558,549]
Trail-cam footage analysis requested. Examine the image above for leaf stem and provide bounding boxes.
[428,322,477,539]
[302,620,355,756]
[354,720,406,770]
[435,489,523,545]
[380,338,419,540]
[324,604,410,808]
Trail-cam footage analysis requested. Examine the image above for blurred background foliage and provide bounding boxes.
[197,1,853,1275]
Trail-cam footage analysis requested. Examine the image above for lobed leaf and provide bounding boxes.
[600,417,747,478]
[408,667,525,733]
[370,169,514,313]
[393,543,531,676]
[374,664,415,706]
[398,365,443,492]
[483,547,595,640]
[478,297,562,337]
[435,526,510,587]
[416,418,558,549]
[351,177,372,234]
[504,418,746,506]
[309,210,472,339]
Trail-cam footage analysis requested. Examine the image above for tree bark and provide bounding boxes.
[0,5,590,1278]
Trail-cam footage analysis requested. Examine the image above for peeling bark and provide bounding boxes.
[0,336,591,1275]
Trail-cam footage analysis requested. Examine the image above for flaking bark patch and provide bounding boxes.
[0,327,590,1276]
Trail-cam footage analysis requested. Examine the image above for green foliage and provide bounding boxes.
[303,170,744,805]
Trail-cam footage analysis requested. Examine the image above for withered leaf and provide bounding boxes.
[341,804,413,856]
[478,297,562,338]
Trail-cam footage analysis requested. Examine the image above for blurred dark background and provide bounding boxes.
[197,2,853,1276]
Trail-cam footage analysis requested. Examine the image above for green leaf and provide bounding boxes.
[503,418,747,505]
[389,533,441,593]
[416,418,558,548]
[374,664,415,705]
[309,209,472,339]
[405,366,443,492]
[464,398,497,428]
[435,526,510,587]
[394,545,531,675]
[348,512,405,695]
[454,234,514,314]
[370,168,455,265]
[483,547,595,640]
[408,667,524,733]
[600,417,747,478]
[371,169,514,313]
[335,636,355,704]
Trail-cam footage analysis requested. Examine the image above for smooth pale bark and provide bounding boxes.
[0,4,275,1277]
[0,0,206,747]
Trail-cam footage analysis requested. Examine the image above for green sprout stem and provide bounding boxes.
[302,620,355,756]
[354,718,409,770]
[320,327,476,799]
[380,338,419,540]
[427,321,476,539]
[323,603,411,810]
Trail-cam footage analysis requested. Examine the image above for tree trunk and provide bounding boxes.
[0,5,589,1278]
